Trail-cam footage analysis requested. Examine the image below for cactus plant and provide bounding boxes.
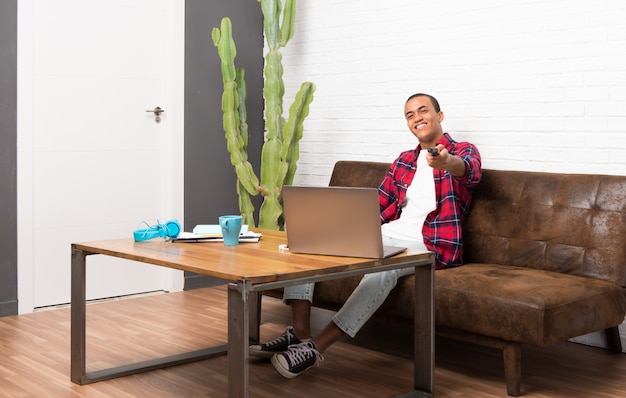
[212,0,315,230]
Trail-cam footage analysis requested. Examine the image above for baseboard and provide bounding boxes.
[0,299,18,317]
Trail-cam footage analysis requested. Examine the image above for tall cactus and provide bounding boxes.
[212,0,315,230]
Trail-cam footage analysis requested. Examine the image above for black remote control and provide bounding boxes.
[427,147,439,156]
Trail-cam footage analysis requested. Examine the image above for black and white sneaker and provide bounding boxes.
[249,326,305,359]
[271,340,324,378]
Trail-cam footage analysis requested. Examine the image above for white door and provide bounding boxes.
[17,0,185,312]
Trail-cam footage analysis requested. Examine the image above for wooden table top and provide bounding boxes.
[73,229,432,284]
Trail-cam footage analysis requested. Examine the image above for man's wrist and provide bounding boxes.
[446,155,466,177]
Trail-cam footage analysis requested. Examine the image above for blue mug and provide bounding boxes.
[219,215,243,246]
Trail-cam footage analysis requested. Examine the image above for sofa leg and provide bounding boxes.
[605,326,623,353]
[503,343,522,396]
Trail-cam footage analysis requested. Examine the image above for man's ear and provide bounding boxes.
[438,111,445,123]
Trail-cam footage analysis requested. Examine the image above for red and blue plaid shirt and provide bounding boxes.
[379,133,482,269]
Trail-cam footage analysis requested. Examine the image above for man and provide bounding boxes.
[250,93,482,378]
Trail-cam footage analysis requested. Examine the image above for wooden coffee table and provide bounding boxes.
[70,229,434,397]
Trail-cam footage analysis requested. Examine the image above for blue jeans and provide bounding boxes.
[283,235,427,338]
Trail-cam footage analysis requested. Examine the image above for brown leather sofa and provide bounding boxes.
[259,160,626,396]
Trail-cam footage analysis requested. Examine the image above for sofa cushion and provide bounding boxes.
[329,160,389,188]
[376,263,626,346]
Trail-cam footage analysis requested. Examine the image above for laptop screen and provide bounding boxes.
[281,186,405,258]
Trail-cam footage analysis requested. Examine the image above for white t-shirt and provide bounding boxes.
[381,149,437,243]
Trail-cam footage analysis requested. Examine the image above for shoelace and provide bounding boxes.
[266,327,296,347]
[284,342,324,367]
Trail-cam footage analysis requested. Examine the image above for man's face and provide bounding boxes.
[404,96,444,146]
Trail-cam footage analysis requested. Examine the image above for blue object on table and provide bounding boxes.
[133,219,181,242]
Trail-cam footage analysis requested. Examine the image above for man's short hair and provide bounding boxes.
[406,93,441,113]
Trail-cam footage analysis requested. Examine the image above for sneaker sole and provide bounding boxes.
[249,346,276,359]
[271,354,310,379]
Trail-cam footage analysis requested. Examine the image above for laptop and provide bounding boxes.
[281,186,406,259]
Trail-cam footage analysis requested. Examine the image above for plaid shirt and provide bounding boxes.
[379,133,482,269]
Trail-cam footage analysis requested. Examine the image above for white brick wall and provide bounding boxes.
[272,0,626,186]
[271,0,626,350]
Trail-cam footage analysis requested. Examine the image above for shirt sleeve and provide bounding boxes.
[379,164,399,223]
[378,150,416,224]
[451,142,482,188]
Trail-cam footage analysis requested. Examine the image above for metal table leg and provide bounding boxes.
[70,246,228,385]
[396,259,435,398]
[70,246,87,384]
[228,280,251,398]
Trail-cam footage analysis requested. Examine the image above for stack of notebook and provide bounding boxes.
[173,224,262,243]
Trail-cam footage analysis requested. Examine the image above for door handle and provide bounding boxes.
[146,106,164,123]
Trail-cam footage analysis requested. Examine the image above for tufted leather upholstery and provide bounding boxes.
[463,170,626,286]
[260,161,626,395]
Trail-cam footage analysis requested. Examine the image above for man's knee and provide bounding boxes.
[361,270,400,290]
